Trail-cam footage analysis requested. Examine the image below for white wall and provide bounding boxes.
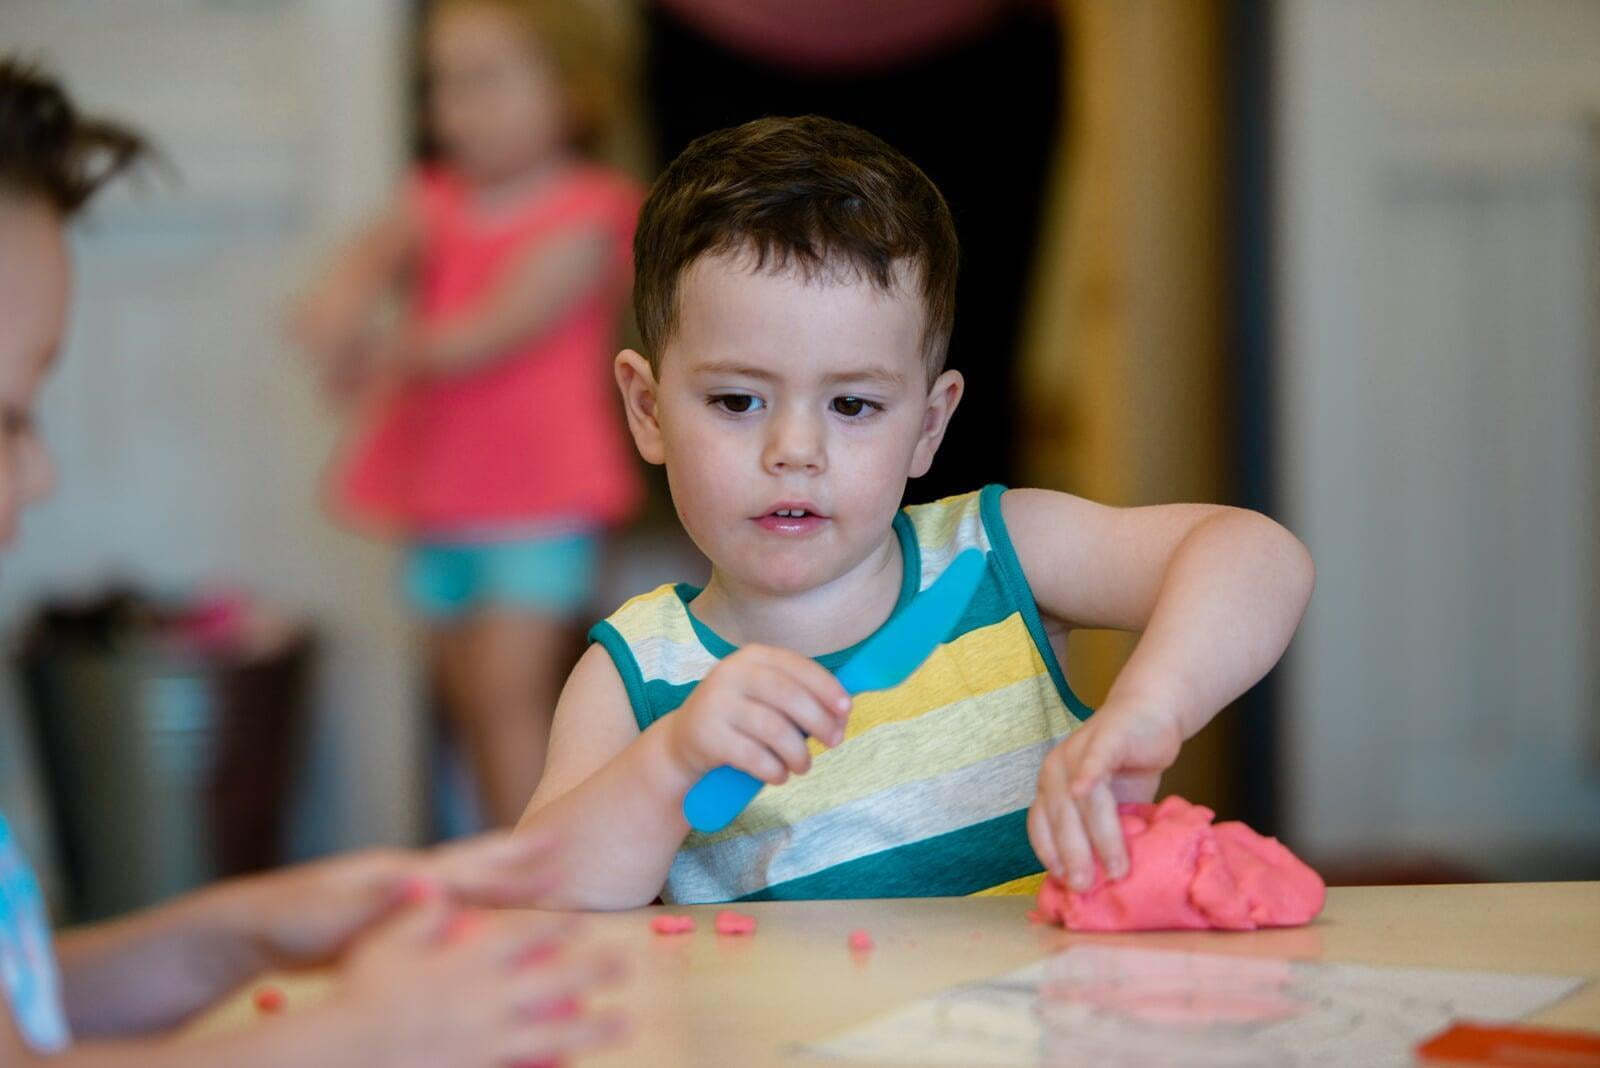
[1276,0,1600,877]
[0,0,422,864]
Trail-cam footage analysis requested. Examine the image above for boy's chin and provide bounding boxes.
[735,550,851,597]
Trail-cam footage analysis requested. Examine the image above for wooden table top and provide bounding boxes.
[197,882,1600,1065]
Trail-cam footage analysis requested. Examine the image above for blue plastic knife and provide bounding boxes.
[681,548,986,834]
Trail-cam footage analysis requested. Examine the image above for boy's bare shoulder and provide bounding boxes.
[559,643,633,719]
[528,644,641,812]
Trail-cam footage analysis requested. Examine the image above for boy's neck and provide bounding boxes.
[690,530,906,658]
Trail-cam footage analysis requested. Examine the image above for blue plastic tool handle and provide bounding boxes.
[681,550,985,834]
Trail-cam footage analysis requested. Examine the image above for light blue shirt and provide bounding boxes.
[0,810,69,1052]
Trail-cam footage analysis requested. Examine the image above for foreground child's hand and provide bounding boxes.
[244,830,563,971]
[1028,698,1183,890]
[664,645,851,786]
[327,892,627,1068]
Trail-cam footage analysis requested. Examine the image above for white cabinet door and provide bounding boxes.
[1277,0,1600,878]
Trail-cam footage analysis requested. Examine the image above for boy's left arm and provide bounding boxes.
[1001,488,1314,891]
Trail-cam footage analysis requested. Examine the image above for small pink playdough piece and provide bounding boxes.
[1032,796,1325,932]
[847,929,874,952]
[650,914,696,935]
[252,985,286,1015]
[714,909,756,935]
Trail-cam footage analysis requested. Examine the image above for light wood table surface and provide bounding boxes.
[202,882,1599,1065]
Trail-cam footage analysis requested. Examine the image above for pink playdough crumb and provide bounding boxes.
[714,909,756,935]
[650,914,696,935]
[252,986,286,1014]
[847,929,874,951]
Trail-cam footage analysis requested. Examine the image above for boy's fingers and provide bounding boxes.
[742,708,812,775]
[1083,780,1128,881]
[1028,800,1063,879]
[1068,730,1118,798]
[1049,790,1096,892]
[747,669,839,745]
[723,731,788,785]
[764,647,852,719]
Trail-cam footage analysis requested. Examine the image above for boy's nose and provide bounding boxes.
[762,409,826,475]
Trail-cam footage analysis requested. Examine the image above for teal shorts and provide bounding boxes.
[403,532,599,620]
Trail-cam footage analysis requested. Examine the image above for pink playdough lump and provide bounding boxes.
[649,914,696,935]
[1032,796,1325,932]
[714,909,756,935]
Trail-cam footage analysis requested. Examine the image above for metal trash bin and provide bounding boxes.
[15,589,312,922]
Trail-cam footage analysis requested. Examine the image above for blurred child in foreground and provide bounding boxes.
[0,58,625,1066]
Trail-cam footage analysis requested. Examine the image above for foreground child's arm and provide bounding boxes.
[4,892,625,1068]
[1004,489,1314,890]
[53,831,563,1037]
[518,644,851,910]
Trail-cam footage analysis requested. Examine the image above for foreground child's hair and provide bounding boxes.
[0,58,148,215]
[632,115,959,378]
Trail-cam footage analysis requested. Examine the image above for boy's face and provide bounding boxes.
[0,197,62,551]
[617,251,962,597]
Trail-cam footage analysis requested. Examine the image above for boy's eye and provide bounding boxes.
[710,393,763,414]
[830,396,881,418]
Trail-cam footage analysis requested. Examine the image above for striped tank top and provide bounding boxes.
[589,485,1094,903]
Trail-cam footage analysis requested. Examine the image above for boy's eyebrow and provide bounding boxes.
[690,360,907,387]
[691,360,778,380]
[821,367,907,387]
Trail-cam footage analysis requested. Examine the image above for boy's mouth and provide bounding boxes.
[754,502,829,535]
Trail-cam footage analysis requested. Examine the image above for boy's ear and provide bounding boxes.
[615,349,666,465]
[910,369,964,479]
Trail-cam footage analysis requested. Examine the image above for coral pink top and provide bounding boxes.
[330,165,644,539]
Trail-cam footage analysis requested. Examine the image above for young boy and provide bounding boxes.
[0,60,625,1065]
[519,116,1314,909]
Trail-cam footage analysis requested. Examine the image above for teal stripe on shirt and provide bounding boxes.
[734,809,1042,901]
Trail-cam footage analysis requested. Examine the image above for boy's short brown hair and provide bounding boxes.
[633,115,959,379]
[0,59,148,216]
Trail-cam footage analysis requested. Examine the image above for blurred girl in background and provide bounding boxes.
[294,0,644,828]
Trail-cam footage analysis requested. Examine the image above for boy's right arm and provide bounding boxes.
[519,644,850,911]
